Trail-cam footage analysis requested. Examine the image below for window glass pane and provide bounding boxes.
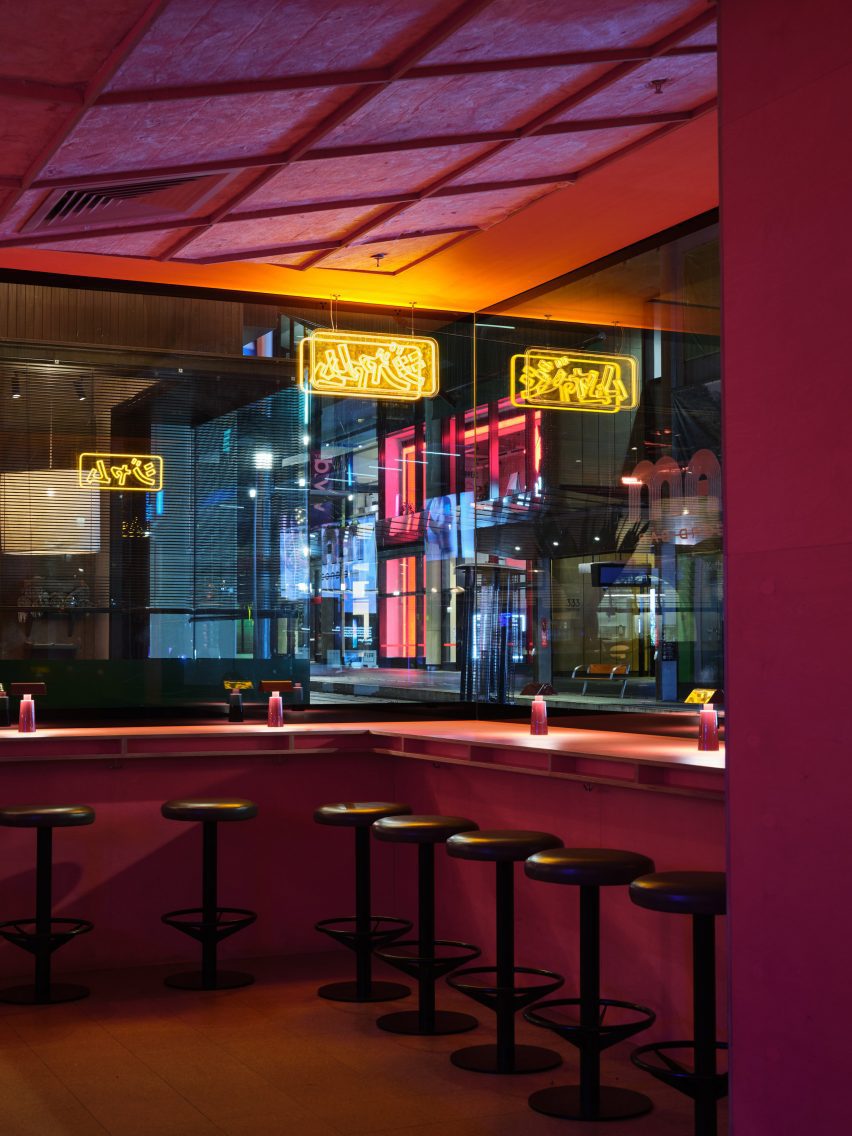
[0,216,719,715]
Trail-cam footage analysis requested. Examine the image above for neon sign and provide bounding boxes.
[299,329,438,401]
[510,348,638,413]
[685,688,718,705]
[78,452,163,491]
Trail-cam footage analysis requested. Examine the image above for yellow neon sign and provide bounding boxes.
[510,348,638,413]
[684,688,718,705]
[299,329,439,401]
[78,452,163,491]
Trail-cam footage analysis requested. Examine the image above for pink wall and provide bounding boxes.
[719,2,852,1131]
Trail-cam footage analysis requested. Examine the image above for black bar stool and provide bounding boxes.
[523,848,657,1121]
[0,804,95,1005]
[372,814,481,1036]
[314,801,413,1003]
[161,798,258,991]
[629,871,728,1136]
[446,829,565,1074]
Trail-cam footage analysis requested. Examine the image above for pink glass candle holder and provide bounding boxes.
[267,691,284,728]
[18,693,36,733]
[697,703,719,751]
[530,694,548,736]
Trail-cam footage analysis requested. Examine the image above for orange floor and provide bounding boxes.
[0,953,726,1136]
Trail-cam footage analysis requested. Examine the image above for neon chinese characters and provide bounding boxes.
[299,329,439,401]
[510,348,638,413]
[78,453,163,491]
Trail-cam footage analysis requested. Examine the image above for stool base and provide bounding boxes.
[377,1008,478,1036]
[529,1084,654,1121]
[0,982,89,1005]
[317,979,409,1003]
[165,969,254,991]
[451,1042,562,1075]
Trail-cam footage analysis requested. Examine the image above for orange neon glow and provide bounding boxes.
[463,414,526,442]
[299,329,438,401]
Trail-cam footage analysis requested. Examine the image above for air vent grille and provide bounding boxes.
[22,174,225,233]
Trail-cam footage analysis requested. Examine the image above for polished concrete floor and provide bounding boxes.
[0,952,726,1136]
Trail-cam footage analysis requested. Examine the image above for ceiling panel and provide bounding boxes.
[416,0,709,64]
[320,232,466,272]
[180,205,388,258]
[368,186,556,238]
[232,144,492,210]
[317,66,606,148]
[555,54,717,120]
[40,88,362,181]
[26,229,184,257]
[0,99,79,179]
[0,0,156,84]
[104,0,464,89]
[447,126,657,185]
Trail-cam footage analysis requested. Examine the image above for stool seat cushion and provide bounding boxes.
[314,802,412,827]
[447,829,563,862]
[525,847,655,888]
[0,804,95,828]
[373,814,478,844]
[630,871,726,916]
[161,798,258,822]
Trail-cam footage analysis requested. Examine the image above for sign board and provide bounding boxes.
[591,562,653,588]
[299,329,438,401]
[684,688,718,705]
[510,348,638,413]
[78,452,163,491]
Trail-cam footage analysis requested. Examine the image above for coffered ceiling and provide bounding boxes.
[0,0,718,311]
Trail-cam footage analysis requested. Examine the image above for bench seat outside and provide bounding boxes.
[569,663,630,698]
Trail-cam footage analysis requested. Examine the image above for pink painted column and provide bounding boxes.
[719,2,852,1131]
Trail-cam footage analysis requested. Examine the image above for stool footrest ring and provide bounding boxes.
[524,996,656,1052]
[374,938,480,980]
[447,965,563,1013]
[631,1040,729,1101]
[162,906,256,945]
[0,917,93,956]
[314,915,412,953]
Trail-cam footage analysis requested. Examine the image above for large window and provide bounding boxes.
[0,214,720,713]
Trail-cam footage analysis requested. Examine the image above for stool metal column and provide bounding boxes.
[446,829,565,1074]
[630,871,728,1136]
[314,801,413,1003]
[161,798,259,991]
[0,804,95,1005]
[373,814,482,1035]
[523,847,657,1121]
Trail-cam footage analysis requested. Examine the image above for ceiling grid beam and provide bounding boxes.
[158,0,499,261]
[297,4,718,272]
[0,43,715,107]
[20,108,700,195]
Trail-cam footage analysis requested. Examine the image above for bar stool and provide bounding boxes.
[314,801,413,1003]
[372,814,481,1036]
[0,804,95,1005]
[630,872,728,1136]
[523,848,657,1121]
[161,798,258,991]
[446,829,565,1074]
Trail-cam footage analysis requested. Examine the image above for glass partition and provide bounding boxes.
[0,213,720,714]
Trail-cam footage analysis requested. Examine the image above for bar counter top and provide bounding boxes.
[0,719,724,799]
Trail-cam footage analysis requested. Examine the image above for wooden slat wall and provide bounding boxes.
[0,281,245,355]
